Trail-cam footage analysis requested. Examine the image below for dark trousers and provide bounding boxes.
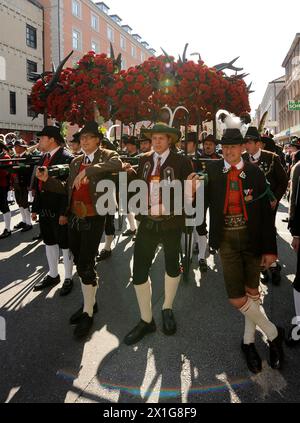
[105,214,115,236]
[294,247,300,293]
[68,215,105,286]
[0,187,9,214]
[39,212,69,248]
[14,186,29,209]
[219,228,261,299]
[132,219,182,285]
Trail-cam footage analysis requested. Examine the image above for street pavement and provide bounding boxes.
[0,200,300,403]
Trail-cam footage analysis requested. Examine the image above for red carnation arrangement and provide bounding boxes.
[30,50,251,127]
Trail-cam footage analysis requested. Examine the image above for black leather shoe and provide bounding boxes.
[33,275,60,291]
[162,309,177,336]
[261,270,270,284]
[0,229,12,239]
[59,278,74,297]
[268,327,285,370]
[122,229,136,237]
[14,222,27,230]
[285,325,300,347]
[199,259,208,273]
[270,265,282,286]
[21,224,33,233]
[124,319,156,345]
[96,249,112,262]
[73,313,93,340]
[241,342,262,374]
[70,303,98,325]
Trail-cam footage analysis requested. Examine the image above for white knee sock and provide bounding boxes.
[134,281,152,323]
[45,244,60,278]
[3,212,11,231]
[104,235,114,251]
[81,283,97,317]
[62,249,73,280]
[127,213,137,231]
[24,208,32,226]
[19,207,26,223]
[294,289,300,325]
[197,235,208,261]
[240,298,278,342]
[243,294,260,345]
[163,274,181,310]
[7,191,15,202]
[28,191,34,203]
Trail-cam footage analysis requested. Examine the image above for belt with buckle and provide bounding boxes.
[71,201,96,218]
[224,214,247,230]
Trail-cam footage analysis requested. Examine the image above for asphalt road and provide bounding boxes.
[0,201,299,403]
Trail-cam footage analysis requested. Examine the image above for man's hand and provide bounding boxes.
[36,167,49,183]
[292,237,300,252]
[73,169,87,190]
[261,254,278,270]
[270,200,278,210]
[187,173,201,197]
[59,216,68,226]
[32,213,38,222]
[122,162,132,171]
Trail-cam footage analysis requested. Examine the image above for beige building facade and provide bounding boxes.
[0,0,44,141]
[276,33,300,142]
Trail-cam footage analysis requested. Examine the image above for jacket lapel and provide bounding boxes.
[92,149,102,166]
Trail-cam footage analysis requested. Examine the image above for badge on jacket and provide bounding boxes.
[244,189,253,202]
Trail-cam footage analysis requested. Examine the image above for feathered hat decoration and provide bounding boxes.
[216,110,251,138]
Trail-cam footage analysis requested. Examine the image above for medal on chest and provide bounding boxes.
[244,189,253,202]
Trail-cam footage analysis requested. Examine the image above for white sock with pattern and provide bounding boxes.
[3,212,11,231]
[134,281,152,323]
[62,249,73,280]
[45,245,59,278]
[240,298,278,342]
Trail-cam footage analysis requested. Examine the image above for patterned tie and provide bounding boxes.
[154,156,162,176]
[38,153,51,191]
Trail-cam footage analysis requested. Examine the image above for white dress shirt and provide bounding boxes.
[224,159,244,171]
[250,149,262,162]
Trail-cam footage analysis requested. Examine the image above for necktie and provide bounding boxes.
[38,153,51,191]
[154,156,162,176]
[85,156,91,165]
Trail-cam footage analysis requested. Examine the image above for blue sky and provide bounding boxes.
[102,0,300,114]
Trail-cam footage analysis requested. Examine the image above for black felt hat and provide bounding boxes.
[182,132,198,144]
[124,136,139,146]
[203,134,217,144]
[71,132,80,143]
[37,126,65,145]
[245,127,261,141]
[79,121,103,139]
[220,128,245,145]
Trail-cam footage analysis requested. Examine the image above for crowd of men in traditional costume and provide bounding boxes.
[1,118,300,376]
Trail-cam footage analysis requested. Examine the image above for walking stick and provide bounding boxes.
[183,112,192,282]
